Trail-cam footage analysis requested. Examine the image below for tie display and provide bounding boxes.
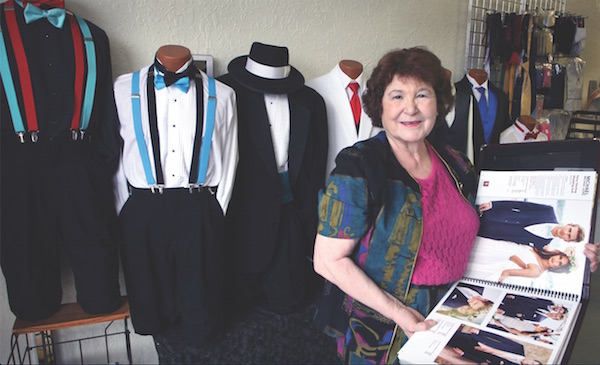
[23,3,65,28]
[476,86,488,117]
[349,82,361,129]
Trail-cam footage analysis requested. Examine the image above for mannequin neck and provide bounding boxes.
[339,60,363,80]
[156,45,192,72]
[517,115,537,131]
[468,68,488,86]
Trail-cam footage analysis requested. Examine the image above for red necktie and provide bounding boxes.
[348,82,361,129]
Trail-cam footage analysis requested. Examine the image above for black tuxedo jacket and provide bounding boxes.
[218,74,328,272]
[448,76,511,166]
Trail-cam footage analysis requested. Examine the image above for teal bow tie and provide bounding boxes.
[154,73,190,93]
[23,3,66,28]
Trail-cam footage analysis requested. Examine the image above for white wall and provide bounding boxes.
[2,0,599,363]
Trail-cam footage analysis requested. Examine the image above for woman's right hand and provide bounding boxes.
[394,304,436,338]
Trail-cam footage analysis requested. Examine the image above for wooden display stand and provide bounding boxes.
[8,296,132,365]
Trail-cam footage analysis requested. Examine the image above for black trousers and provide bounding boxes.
[0,137,121,321]
[119,187,225,346]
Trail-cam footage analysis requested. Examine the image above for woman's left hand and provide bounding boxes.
[584,243,600,272]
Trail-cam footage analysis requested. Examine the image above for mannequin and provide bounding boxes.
[468,68,488,86]
[499,114,547,143]
[218,42,327,315]
[446,69,511,164]
[339,59,363,80]
[307,61,380,180]
[112,45,238,347]
[1,0,121,322]
[156,44,191,72]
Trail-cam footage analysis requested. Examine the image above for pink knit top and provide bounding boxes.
[410,144,480,285]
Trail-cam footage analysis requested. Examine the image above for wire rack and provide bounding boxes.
[464,0,567,73]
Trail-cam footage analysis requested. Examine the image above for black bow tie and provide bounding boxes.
[154,59,196,87]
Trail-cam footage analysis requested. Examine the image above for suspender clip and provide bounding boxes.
[17,132,24,143]
[80,130,86,140]
[72,130,79,140]
[188,184,199,194]
[150,184,164,194]
[30,131,38,143]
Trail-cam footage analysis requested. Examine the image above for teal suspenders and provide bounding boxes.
[75,14,96,137]
[130,68,217,192]
[196,76,216,184]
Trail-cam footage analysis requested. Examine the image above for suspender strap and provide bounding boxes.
[196,75,216,184]
[2,0,38,141]
[146,67,164,187]
[75,14,95,134]
[131,70,157,187]
[67,12,83,136]
[188,73,204,186]
[0,4,26,142]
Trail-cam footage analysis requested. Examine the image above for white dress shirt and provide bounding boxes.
[500,119,548,144]
[264,93,290,173]
[113,62,238,214]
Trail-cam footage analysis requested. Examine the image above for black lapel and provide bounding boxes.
[244,91,278,176]
[288,91,310,187]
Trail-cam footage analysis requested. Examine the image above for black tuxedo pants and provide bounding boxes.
[119,187,225,346]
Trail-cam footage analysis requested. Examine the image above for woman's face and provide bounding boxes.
[549,254,569,268]
[380,75,437,148]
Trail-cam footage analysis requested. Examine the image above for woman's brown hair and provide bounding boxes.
[363,47,454,128]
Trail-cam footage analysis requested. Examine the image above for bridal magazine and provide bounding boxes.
[397,169,598,364]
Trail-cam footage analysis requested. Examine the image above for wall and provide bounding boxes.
[1,0,598,363]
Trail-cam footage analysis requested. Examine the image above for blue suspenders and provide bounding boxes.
[130,68,217,192]
[75,15,96,137]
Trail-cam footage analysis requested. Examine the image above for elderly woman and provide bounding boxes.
[313,47,480,364]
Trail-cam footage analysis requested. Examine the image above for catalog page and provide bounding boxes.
[397,280,580,364]
[397,170,597,364]
[465,170,597,297]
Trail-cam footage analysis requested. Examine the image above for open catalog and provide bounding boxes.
[397,168,598,365]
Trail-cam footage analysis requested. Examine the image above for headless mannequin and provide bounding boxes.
[156,45,191,72]
[339,60,363,80]
[468,68,488,86]
[517,115,537,131]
